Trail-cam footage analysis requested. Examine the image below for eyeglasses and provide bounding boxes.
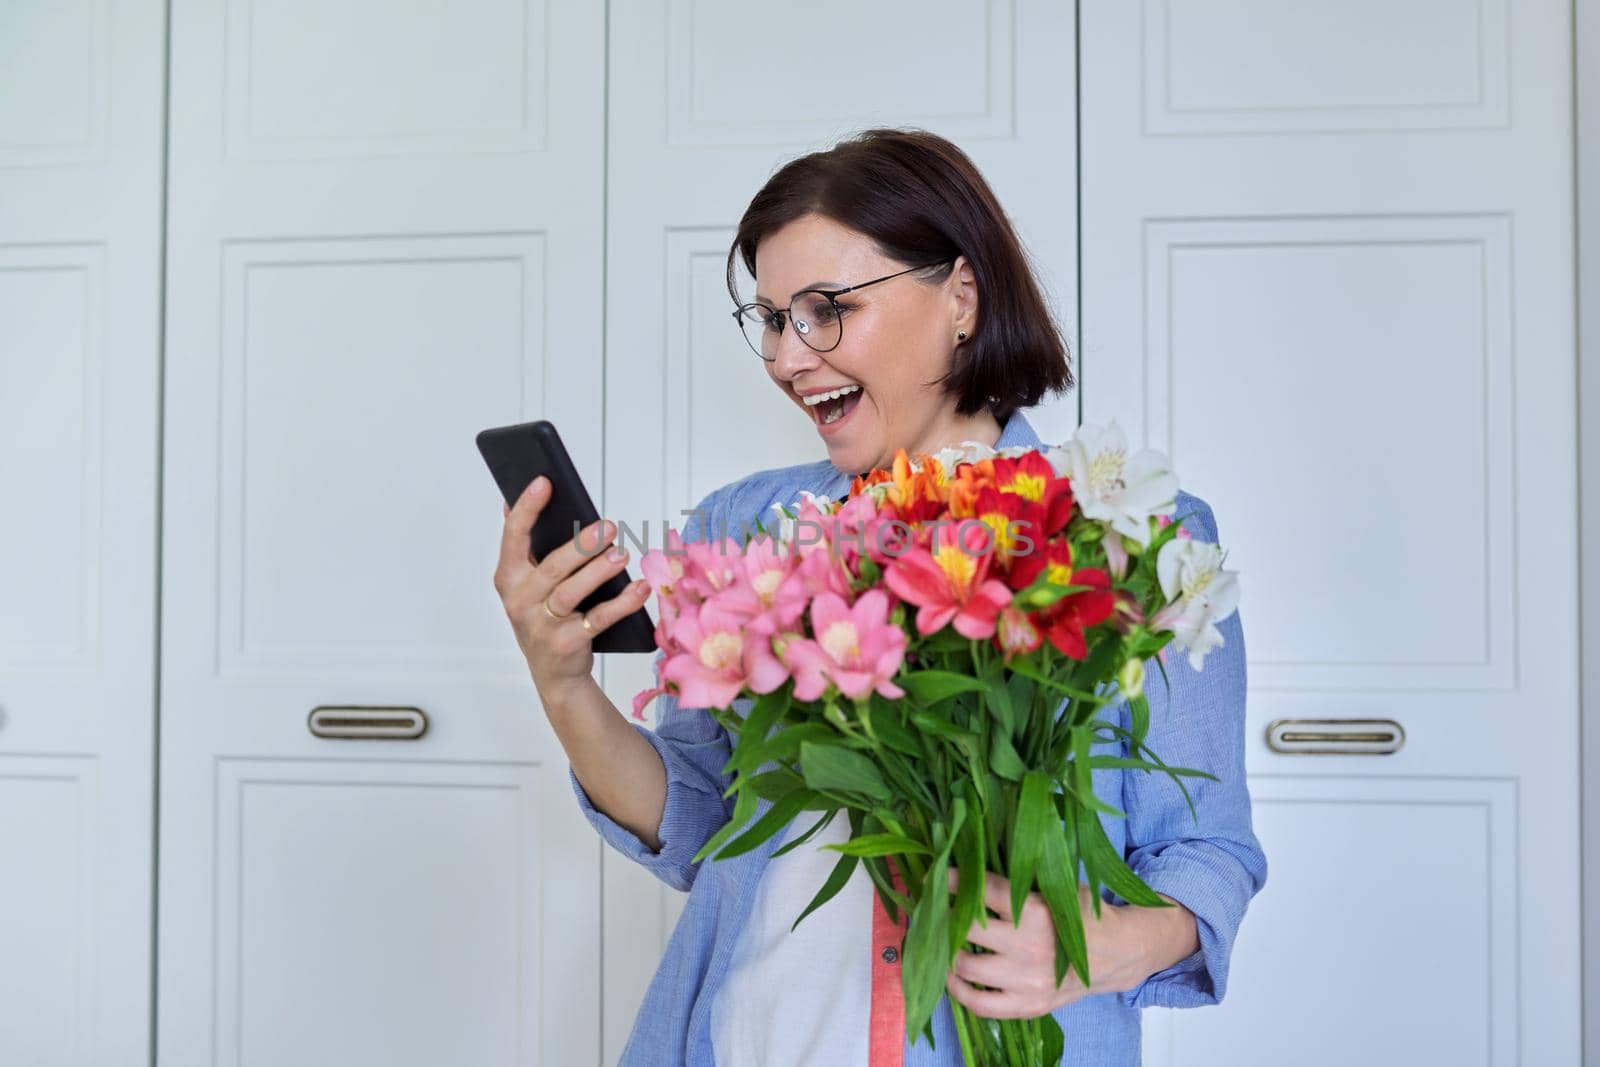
[731,258,954,361]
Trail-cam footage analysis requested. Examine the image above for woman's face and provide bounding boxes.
[752,213,983,475]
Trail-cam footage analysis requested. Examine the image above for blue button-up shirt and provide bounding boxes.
[569,409,1268,1065]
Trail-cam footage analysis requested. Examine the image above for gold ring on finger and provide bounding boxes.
[581,614,594,634]
[542,599,569,622]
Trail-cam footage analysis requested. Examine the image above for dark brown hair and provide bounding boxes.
[725,127,1073,426]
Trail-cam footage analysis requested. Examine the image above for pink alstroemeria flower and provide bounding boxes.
[883,520,1012,639]
[679,537,744,600]
[659,597,777,710]
[723,537,807,637]
[780,590,907,702]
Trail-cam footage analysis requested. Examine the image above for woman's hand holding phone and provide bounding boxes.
[493,474,654,706]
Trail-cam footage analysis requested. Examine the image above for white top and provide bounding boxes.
[709,808,874,1066]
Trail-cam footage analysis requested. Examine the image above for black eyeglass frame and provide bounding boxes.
[730,257,955,361]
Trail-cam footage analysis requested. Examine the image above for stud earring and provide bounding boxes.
[957,331,968,342]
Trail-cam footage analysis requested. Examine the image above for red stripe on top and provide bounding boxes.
[868,857,910,1067]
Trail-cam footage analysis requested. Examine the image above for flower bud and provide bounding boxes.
[1109,589,1144,636]
[1118,658,1145,701]
[825,702,850,731]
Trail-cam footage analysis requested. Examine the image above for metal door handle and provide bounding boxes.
[1265,718,1404,755]
[307,706,429,740]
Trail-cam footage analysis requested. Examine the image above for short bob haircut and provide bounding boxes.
[725,127,1073,428]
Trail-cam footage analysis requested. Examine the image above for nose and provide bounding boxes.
[769,321,822,381]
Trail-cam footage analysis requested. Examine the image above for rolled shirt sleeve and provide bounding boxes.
[1112,492,1268,1009]
[566,485,740,892]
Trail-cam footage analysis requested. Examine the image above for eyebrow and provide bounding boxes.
[753,281,843,305]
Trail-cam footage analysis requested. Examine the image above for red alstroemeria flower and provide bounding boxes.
[883,519,1012,639]
[968,485,1043,580]
[1009,537,1116,660]
[1036,565,1114,660]
[988,451,1076,538]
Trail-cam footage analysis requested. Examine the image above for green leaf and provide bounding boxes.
[951,804,987,960]
[903,798,968,1046]
[1007,772,1053,923]
[899,669,991,703]
[1005,672,1034,726]
[868,697,925,757]
[1037,812,1090,990]
[1086,755,1169,772]
[798,741,892,802]
[1076,804,1166,908]
[1128,691,1151,748]
[716,790,814,859]
[1041,1015,1064,1065]
[1086,720,1218,824]
[1059,778,1128,820]
[985,676,1016,737]
[692,785,759,864]
[761,723,838,764]
[790,850,860,932]
[721,689,790,779]
[988,727,1026,782]
[910,710,977,742]
[821,833,933,858]
[770,807,838,858]
[1071,727,1092,803]
[1002,659,1101,702]
[744,768,805,802]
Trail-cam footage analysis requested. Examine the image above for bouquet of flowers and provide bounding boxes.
[631,420,1240,1066]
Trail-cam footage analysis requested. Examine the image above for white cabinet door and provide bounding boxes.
[1082,1,1578,1063]
[0,0,166,1062]
[156,1,608,1063]
[599,1,1080,1059]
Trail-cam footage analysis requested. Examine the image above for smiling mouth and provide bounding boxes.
[806,386,863,426]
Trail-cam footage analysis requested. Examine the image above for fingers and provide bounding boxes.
[536,517,620,591]
[946,971,1018,1020]
[948,868,1017,922]
[950,947,1011,990]
[574,576,654,637]
[498,476,551,577]
[542,537,637,618]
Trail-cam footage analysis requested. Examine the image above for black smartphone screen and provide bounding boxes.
[475,419,657,654]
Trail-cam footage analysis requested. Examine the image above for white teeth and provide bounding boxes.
[801,383,862,407]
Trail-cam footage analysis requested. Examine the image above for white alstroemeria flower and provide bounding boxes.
[926,438,1000,474]
[1063,419,1178,546]
[1151,537,1240,671]
[928,447,967,474]
[1043,445,1074,478]
[767,490,835,547]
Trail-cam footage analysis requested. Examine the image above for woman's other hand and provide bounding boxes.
[493,476,652,705]
[943,869,1163,1018]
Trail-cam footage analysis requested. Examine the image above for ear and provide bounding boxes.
[948,255,979,335]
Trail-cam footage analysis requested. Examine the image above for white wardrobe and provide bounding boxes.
[0,1,1582,1064]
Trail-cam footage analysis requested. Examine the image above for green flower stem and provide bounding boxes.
[949,997,979,1065]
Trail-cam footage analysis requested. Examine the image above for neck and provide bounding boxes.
[858,409,1005,476]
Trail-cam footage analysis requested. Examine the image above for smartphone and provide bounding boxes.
[476,419,657,654]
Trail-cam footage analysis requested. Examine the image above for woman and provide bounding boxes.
[495,128,1267,1065]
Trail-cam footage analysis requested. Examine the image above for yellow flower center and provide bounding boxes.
[980,509,1017,556]
[698,632,743,672]
[1003,472,1047,503]
[752,569,783,604]
[1088,449,1127,496]
[934,540,977,592]
[1181,568,1214,600]
[820,620,860,664]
